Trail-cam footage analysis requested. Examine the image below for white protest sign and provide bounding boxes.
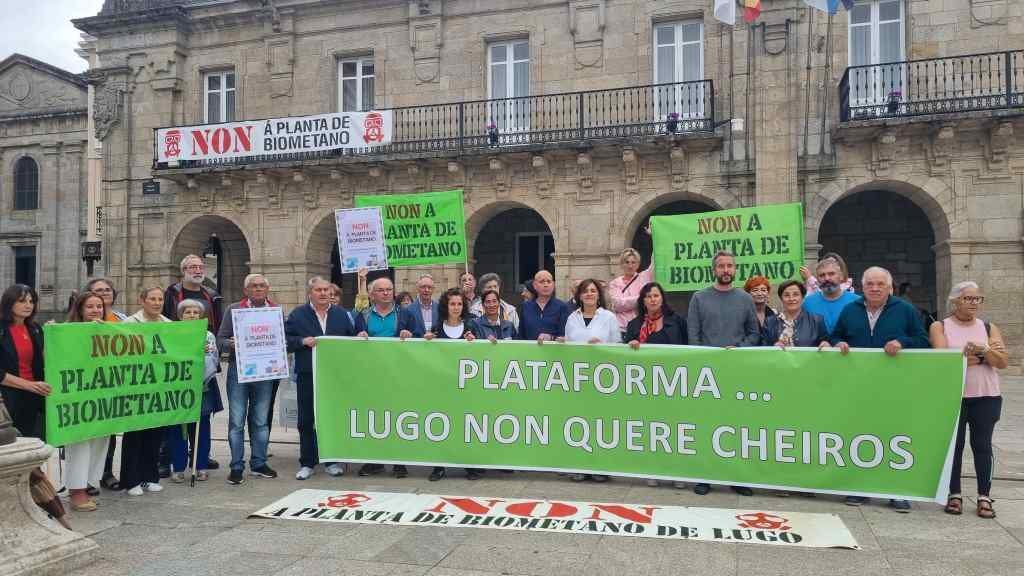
[335,207,388,273]
[232,307,290,383]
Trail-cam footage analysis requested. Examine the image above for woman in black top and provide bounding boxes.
[0,284,49,439]
[624,282,687,347]
[761,280,828,348]
[424,288,481,481]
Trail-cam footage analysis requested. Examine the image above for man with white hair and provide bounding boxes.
[164,254,223,333]
[217,274,279,485]
[826,265,929,512]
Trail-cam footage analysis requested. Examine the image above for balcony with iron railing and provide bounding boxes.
[153,79,715,171]
[839,50,1024,122]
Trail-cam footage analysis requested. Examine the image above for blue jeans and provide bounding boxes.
[167,417,211,472]
[226,364,274,472]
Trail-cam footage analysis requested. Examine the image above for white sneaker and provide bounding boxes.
[143,482,163,493]
[646,479,659,487]
[673,481,687,489]
[127,485,144,496]
[295,466,315,480]
[325,463,345,477]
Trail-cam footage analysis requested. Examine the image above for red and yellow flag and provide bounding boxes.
[743,0,761,23]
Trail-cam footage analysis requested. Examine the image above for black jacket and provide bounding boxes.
[623,311,688,345]
[285,304,356,374]
[0,321,45,437]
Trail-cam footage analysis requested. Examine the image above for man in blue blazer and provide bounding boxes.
[353,276,421,478]
[285,276,355,481]
[406,274,440,335]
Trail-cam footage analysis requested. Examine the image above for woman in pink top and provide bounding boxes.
[608,226,653,336]
[929,281,1009,519]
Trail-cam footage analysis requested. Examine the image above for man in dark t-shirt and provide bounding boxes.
[163,254,222,334]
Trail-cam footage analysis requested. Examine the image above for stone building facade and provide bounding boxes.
[0,54,89,319]
[74,0,1024,372]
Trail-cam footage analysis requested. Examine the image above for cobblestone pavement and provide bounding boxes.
[64,377,1024,576]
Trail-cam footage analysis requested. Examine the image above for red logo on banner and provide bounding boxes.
[164,129,182,158]
[319,493,372,509]
[735,512,791,531]
[363,112,384,143]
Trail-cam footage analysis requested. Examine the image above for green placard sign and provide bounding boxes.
[315,338,964,502]
[651,202,805,291]
[43,320,206,446]
[354,189,467,267]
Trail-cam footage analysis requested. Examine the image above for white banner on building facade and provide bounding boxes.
[335,207,388,273]
[251,489,860,549]
[232,307,290,384]
[155,110,393,163]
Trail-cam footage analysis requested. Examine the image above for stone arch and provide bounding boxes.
[617,188,741,253]
[169,214,253,304]
[812,177,955,318]
[466,200,557,302]
[464,200,560,260]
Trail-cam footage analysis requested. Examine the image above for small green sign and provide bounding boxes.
[651,202,805,291]
[355,189,467,267]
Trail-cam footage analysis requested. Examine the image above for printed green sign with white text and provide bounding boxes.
[43,320,206,446]
[355,189,467,267]
[651,203,805,291]
[315,338,964,502]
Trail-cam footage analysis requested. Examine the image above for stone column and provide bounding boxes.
[0,438,98,576]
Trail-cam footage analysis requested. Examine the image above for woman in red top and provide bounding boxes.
[0,284,50,439]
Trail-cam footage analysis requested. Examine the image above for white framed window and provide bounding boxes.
[487,39,530,132]
[203,71,236,124]
[848,0,904,105]
[338,57,375,112]
[653,20,704,118]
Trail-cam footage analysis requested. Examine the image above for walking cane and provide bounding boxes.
[189,418,201,487]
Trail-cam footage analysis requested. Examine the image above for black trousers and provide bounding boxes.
[950,396,1002,496]
[103,435,117,477]
[266,379,281,437]
[120,427,163,490]
[295,373,318,468]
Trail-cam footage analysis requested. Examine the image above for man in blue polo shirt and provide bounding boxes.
[802,256,860,335]
[353,276,420,478]
[518,270,570,341]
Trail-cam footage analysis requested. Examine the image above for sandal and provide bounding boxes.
[197,471,209,482]
[977,497,996,519]
[944,495,962,515]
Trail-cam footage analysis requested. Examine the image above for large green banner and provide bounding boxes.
[651,202,805,291]
[315,339,964,502]
[44,320,206,446]
[354,189,466,267]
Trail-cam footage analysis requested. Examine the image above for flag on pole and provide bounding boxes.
[743,0,761,23]
[714,0,737,25]
[803,0,840,14]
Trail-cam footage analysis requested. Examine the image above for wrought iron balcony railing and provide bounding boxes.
[840,50,1024,122]
[153,79,715,170]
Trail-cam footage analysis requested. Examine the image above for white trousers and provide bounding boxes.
[64,437,109,490]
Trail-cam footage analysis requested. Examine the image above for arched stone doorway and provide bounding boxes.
[170,215,251,304]
[818,189,941,317]
[628,198,718,312]
[306,213,392,308]
[472,206,555,304]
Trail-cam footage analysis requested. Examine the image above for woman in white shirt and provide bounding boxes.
[558,279,618,482]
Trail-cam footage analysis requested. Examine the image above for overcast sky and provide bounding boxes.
[0,0,105,73]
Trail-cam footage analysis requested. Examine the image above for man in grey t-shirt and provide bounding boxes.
[686,250,760,497]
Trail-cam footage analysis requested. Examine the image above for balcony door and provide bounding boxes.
[653,21,704,119]
[848,0,905,107]
[488,40,530,133]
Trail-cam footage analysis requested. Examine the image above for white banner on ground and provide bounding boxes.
[335,207,388,273]
[232,307,289,384]
[251,489,860,549]
[155,110,393,163]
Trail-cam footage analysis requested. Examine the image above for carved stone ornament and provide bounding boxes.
[489,156,508,198]
[925,124,956,175]
[871,129,897,176]
[531,154,552,198]
[93,82,124,142]
[669,145,687,192]
[622,147,638,194]
[985,121,1013,170]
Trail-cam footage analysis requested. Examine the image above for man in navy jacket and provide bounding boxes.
[407,274,440,335]
[826,266,928,513]
[285,276,355,481]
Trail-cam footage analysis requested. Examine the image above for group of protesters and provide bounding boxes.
[0,237,1009,527]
